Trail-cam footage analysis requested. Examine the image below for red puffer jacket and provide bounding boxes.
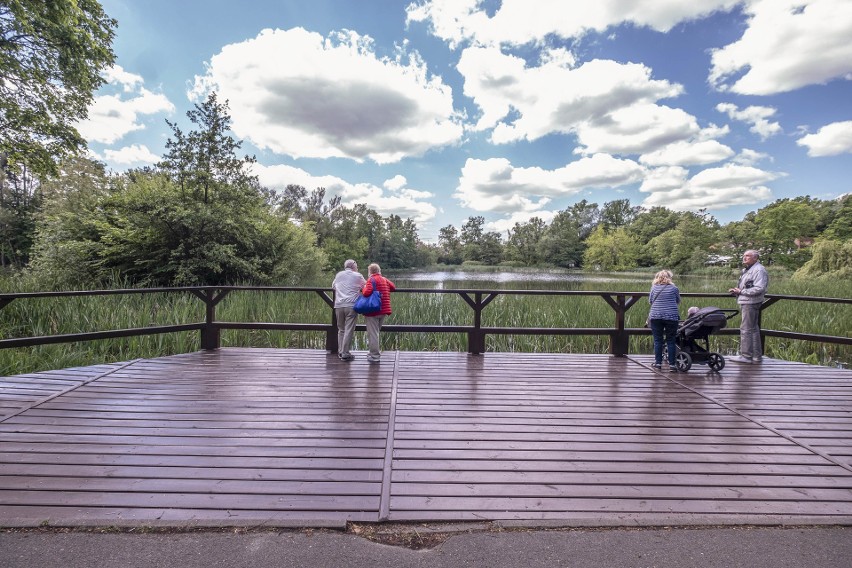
[362,274,395,316]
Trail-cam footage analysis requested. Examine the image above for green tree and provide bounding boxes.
[437,224,463,264]
[600,199,640,230]
[537,210,583,268]
[28,155,112,286]
[583,226,640,271]
[0,162,40,267]
[1,0,116,176]
[505,217,546,264]
[753,199,818,266]
[461,216,485,262]
[647,211,718,271]
[792,239,852,281]
[822,195,852,241]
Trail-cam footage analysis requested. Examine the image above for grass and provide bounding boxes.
[1,269,849,374]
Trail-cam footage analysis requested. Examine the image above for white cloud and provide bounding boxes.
[252,163,436,223]
[406,0,740,47]
[486,210,559,235]
[574,104,701,155]
[710,0,852,95]
[640,139,735,167]
[77,65,175,144]
[716,102,782,140]
[457,47,684,150]
[641,163,779,210]
[103,144,160,166]
[454,154,644,213]
[796,120,852,156]
[191,28,463,163]
[732,148,771,166]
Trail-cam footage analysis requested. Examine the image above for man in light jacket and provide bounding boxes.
[728,250,769,363]
[332,259,366,361]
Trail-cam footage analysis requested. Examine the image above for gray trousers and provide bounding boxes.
[739,303,763,359]
[335,307,358,357]
[365,314,386,359]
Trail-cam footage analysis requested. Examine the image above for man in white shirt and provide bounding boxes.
[332,259,366,361]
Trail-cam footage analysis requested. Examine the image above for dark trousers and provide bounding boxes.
[651,319,679,366]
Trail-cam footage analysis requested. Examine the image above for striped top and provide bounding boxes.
[648,283,681,321]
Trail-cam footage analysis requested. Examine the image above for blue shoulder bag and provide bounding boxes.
[353,277,382,314]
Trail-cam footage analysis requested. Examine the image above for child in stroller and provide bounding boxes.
[670,306,738,372]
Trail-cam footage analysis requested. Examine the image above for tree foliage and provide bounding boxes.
[583,226,640,271]
[0,0,116,176]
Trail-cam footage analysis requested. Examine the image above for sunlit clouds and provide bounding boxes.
[796,121,852,157]
[190,28,463,164]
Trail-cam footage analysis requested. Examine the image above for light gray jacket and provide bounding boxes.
[736,262,769,305]
[332,268,366,308]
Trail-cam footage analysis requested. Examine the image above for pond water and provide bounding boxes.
[391,267,729,292]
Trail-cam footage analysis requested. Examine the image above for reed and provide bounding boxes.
[1,270,849,374]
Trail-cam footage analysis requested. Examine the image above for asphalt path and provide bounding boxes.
[2,526,851,568]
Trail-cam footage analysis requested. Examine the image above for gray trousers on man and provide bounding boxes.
[335,306,358,357]
[365,314,386,360]
[739,303,762,360]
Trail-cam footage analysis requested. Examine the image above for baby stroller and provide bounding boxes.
[670,307,738,372]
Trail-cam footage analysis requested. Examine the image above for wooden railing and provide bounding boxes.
[1,287,850,357]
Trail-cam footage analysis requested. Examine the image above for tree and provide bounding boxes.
[753,200,818,265]
[1,0,116,176]
[28,155,112,286]
[0,161,40,267]
[793,239,852,281]
[600,199,640,230]
[437,224,463,264]
[822,195,852,241]
[647,210,718,271]
[583,226,640,271]
[461,216,485,262]
[537,210,583,268]
[505,217,546,264]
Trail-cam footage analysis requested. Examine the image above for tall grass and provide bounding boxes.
[1,268,849,374]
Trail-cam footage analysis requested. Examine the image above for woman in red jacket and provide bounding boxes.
[361,263,395,362]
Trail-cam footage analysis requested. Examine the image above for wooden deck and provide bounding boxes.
[1,349,851,527]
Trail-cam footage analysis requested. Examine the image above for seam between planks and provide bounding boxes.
[627,356,852,475]
[378,350,400,522]
[0,359,140,424]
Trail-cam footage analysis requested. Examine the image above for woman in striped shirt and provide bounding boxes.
[648,269,681,371]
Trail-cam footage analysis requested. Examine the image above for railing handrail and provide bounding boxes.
[2,286,850,303]
[1,286,850,356]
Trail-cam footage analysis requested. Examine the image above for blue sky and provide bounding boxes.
[81,0,852,241]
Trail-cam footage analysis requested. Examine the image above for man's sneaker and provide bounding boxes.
[339,354,354,361]
[651,363,662,369]
[729,355,753,364]
[367,356,381,363]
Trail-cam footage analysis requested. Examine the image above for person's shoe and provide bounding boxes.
[339,354,354,361]
[366,356,381,363]
[729,355,753,364]
[752,357,763,363]
[651,363,662,369]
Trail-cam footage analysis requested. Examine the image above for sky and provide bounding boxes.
[80,0,852,241]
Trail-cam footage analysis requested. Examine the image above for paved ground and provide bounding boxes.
[3,525,851,568]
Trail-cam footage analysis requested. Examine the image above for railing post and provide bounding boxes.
[190,289,230,351]
[315,290,338,353]
[612,294,628,357]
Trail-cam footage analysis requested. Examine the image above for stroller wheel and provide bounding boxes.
[675,350,692,372]
[708,352,725,371]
